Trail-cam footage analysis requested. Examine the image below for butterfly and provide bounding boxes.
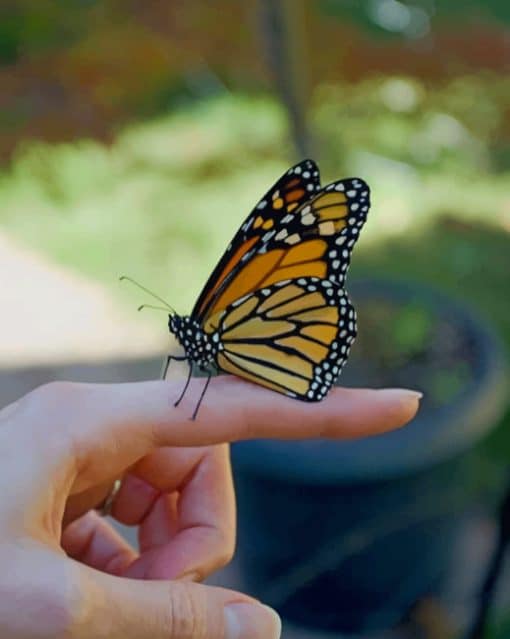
[127,159,370,418]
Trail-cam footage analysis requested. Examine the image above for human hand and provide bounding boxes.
[0,376,420,638]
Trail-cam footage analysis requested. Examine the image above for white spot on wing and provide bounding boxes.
[285,233,301,245]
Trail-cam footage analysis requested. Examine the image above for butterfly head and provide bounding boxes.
[168,314,218,368]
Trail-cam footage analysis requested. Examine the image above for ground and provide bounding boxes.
[0,230,167,367]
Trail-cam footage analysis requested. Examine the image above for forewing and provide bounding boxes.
[206,278,356,400]
[202,177,370,318]
[192,159,321,319]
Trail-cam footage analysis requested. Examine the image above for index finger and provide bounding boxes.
[22,376,421,491]
[115,375,421,442]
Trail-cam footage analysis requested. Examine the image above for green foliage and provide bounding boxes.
[351,219,510,353]
[486,615,510,639]
[390,304,433,354]
[314,75,510,177]
[319,0,510,39]
[0,94,291,313]
[0,78,508,318]
[0,0,93,63]
[351,293,483,406]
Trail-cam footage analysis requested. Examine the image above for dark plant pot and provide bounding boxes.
[230,278,508,636]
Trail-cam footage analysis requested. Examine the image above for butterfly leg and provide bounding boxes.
[161,355,172,380]
[161,354,188,380]
[174,361,193,407]
[191,371,212,421]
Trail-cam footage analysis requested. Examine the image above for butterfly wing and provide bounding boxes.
[194,168,370,400]
[209,278,356,400]
[201,177,370,320]
[192,159,321,319]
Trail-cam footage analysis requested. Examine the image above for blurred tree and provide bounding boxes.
[258,0,314,159]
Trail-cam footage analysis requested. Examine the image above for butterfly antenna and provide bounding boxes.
[137,304,172,313]
[119,276,177,315]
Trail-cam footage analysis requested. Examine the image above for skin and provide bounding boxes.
[0,376,421,639]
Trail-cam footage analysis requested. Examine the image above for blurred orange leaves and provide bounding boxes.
[0,0,508,160]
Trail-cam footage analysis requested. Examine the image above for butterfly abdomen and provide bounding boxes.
[169,315,219,368]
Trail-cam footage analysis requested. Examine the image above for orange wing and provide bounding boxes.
[192,159,321,319]
[201,177,369,321]
[206,278,357,400]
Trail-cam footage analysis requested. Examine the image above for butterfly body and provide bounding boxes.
[169,314,220,369]
[165,159,370,413]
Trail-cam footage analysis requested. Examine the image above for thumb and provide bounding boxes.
[76,566,282,639]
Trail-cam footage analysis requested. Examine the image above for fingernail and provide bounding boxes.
[379,388,423,401]
[224,603,281,639]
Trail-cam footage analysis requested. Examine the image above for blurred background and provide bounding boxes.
[0,1,509,637]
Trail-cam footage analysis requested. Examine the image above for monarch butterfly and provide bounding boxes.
[126,159,370,418]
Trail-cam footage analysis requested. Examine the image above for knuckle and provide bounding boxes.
[164,582,208,639]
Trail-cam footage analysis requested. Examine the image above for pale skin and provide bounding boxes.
[0,376,421,639]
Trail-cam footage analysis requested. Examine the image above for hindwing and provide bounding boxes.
[205,278,356,400]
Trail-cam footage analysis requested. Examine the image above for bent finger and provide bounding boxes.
[62,511,137,575]
[125,444,236,580]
